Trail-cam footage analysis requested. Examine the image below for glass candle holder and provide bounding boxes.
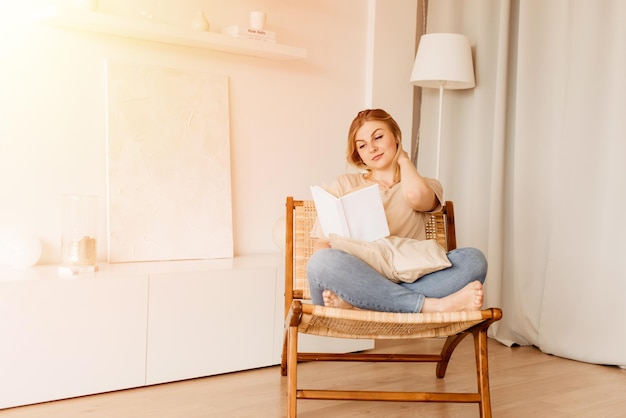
[60,194,98,274]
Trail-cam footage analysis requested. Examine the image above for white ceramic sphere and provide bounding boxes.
[0,228,42,269]
[272,216,286,251]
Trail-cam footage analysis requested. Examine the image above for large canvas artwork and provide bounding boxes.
[106,61,232,262]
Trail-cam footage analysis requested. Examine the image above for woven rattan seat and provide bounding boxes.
[281,197,502,417]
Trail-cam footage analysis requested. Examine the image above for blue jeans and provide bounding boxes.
[307,247,487,313]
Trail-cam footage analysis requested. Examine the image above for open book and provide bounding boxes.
[310,183,390,242]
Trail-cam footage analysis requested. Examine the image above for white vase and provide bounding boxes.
[250,11,266,30]
[61,194,98,269]
[191,11,210,32]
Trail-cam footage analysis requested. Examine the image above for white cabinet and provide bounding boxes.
[0,272,148,409]
[146,264,279,384]
[0,255,371,409]
[0,256,281,409]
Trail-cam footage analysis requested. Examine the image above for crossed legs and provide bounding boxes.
[308,247,488,313]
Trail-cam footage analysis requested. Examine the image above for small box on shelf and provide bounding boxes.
[222,25,276,43]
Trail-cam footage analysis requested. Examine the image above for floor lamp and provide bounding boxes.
[410,33,476,179]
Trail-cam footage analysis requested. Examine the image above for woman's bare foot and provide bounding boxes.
[421,281,484,313]
[322,290,355,309]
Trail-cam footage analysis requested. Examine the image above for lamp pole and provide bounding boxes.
[410,33,476,180]
[435,83,444,179]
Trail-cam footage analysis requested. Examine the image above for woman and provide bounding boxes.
[307,109,486,313]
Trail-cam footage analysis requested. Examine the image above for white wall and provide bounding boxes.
[0,0,417,265]
[367,0,418,153]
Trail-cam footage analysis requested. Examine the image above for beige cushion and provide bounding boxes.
[329,234,451,283]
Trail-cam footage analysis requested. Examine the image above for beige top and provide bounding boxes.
[312,173,443,240]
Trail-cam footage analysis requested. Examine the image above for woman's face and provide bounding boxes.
[354,120,398,170]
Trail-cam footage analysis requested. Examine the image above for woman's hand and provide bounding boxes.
[397,148,411,166]
[313,238,331,253]
[397,148,438,212]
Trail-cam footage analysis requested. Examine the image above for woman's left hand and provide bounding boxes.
[397,148,412,167]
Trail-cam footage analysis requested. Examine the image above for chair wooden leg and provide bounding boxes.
[281,326,289,376]
[473,327,492,418]
[436,332,470,378]
[287,326,299,418]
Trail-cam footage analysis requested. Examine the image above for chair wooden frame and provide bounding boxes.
[281,197,503,417]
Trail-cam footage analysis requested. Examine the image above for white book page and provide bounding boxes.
[310,185,350,237]
[339,184,389,241]
[310,183,389,241]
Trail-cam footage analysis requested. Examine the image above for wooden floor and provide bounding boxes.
[2,338,625,418]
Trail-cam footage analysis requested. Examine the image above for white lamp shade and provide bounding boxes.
[410,33,475,90]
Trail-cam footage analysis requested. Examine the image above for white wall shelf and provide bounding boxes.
[38,7,307,60]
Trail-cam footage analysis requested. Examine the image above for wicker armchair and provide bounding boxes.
[281,197,502,417]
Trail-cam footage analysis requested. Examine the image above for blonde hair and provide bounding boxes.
[346,109,402,180]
